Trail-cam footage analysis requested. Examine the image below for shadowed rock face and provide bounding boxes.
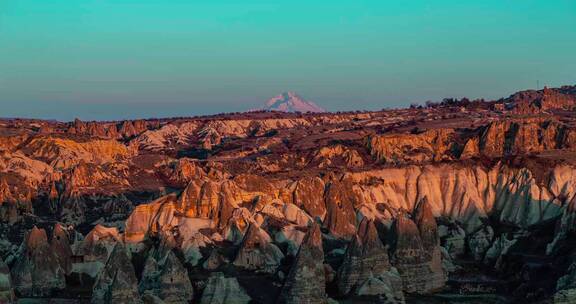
[278,223,327,304]
[555,259,576,304]
[139,251,193,304]
[337,218,391,296]
[438,223,466,258]
[390,214,445,294]
[412,198,446,290]
[233,223,284,273]
[11,226,66,297]
[200,272,251,304]
[468,225,494,261]
[50,223,73,274]
[91,243,141,304]
[203,248,229,270]
[0,259,15,303]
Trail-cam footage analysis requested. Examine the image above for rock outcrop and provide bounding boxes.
[324,180,357,239]
[200,272,251,304]
[389,211,445,294]
[337,218,404,301]
[412,198,446,289]
[291,176,326,219]
[477,119,576,157]
[139,251,193,304]
[554,260,576,304]
[78,224,122,263]
[0,259,15,303]
[233,223,284,273]
[20,136,130,169]
[468,225,494,261]
[368,129,454,164]
[11,226,66,297]
[92,243,142,304]
[438,223,466,258]
[132,122,199,152]
[262,92,325,113]
[278,223,327,304]
[354,269,404,303]
[507,86,576,114]
[50,223,73,274]
[311,145,364,169]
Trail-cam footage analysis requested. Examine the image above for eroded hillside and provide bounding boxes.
[1,85,576,303]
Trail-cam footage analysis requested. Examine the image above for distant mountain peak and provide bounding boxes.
[262,92,325,113]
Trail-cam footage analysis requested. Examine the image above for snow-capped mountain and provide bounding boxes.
[262,92,325,113]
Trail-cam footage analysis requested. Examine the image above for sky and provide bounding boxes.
[0,0,575,121]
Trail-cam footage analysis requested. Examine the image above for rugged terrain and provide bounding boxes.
[1,85,576,303]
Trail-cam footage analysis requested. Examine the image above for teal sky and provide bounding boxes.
[0,0,575,120]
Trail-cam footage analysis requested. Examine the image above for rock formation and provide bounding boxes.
[1,85,576,302]
[91,243,142,304]
[438,223,466,258]
[78,224,122,263]
[233,223,284,273]
[278,222,327,304]
[200,272,251,304]
[11,226,66,297]
[337,218,403,301]
[50,223,73,274]
[506,86,576,114]
[368,129,454,164]
[291,176,326,219]
[324,180,357,239]
[139,251,193,304]
[554,260,576,304]
[389,211,445,294]
[468,225,494,261]
[0,259,15,303]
